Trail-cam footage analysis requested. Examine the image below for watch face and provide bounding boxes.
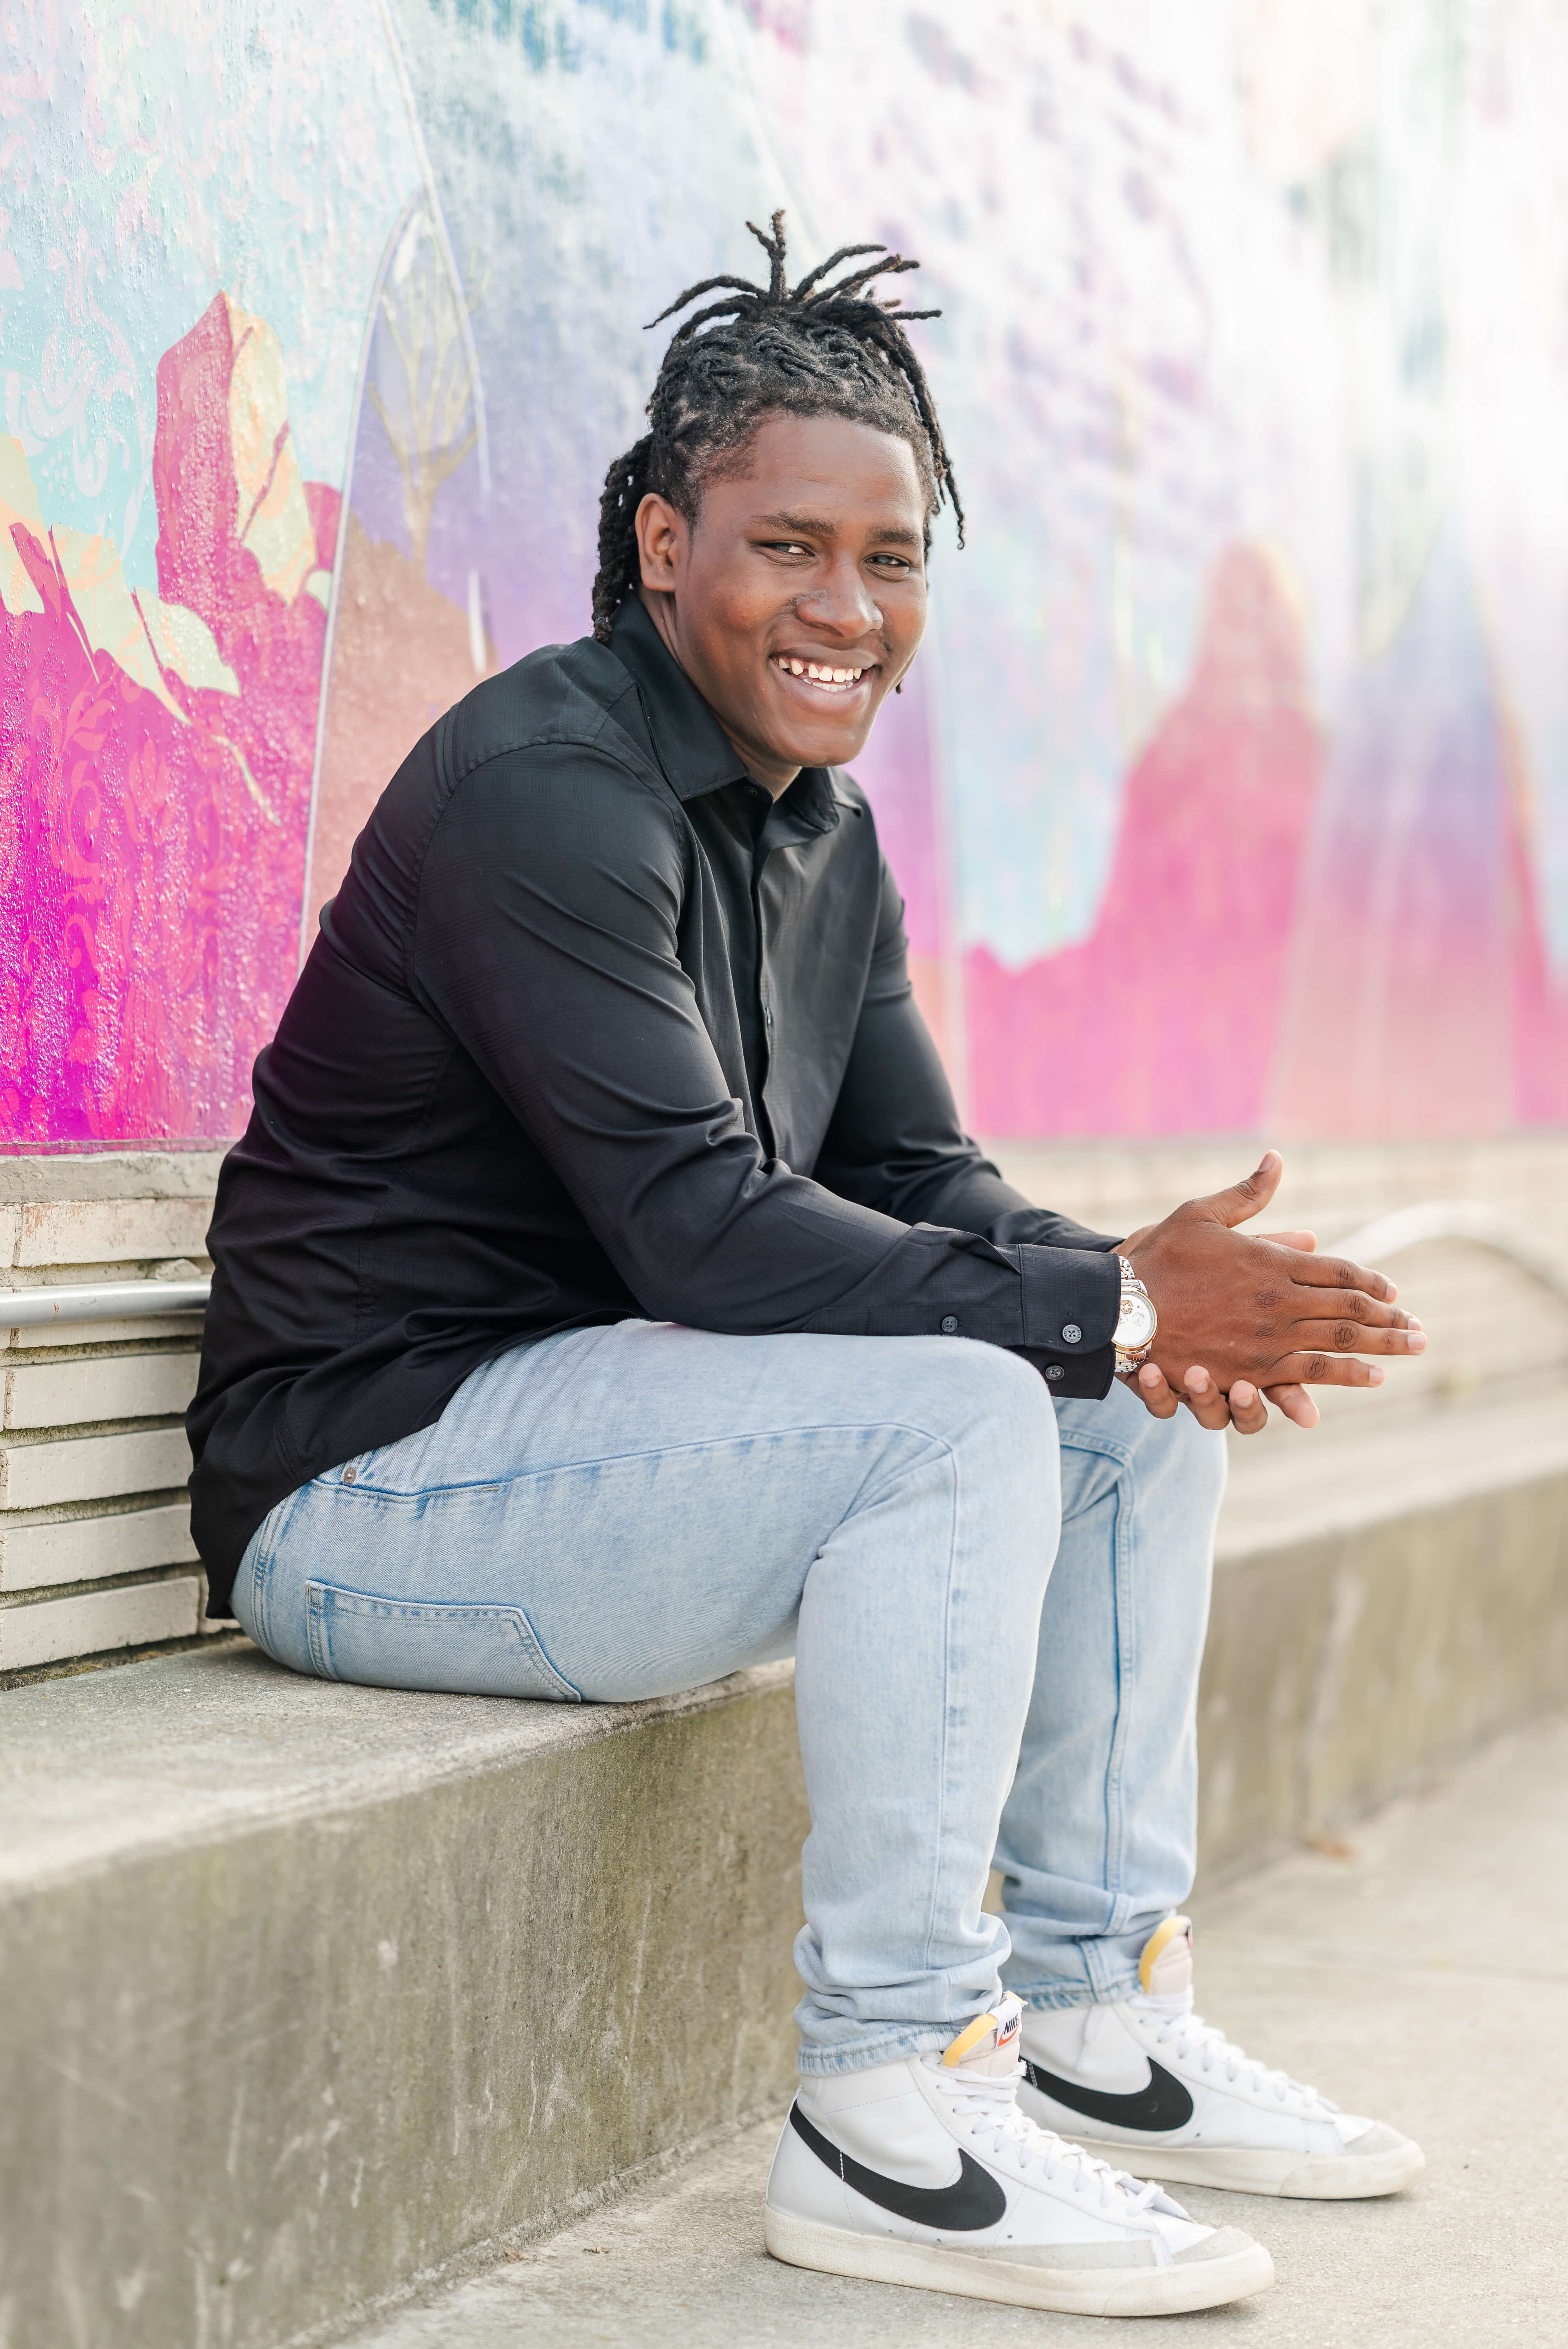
[1115,1290,1158,1351]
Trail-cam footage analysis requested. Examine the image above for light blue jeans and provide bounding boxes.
[233,1321,1224,2073]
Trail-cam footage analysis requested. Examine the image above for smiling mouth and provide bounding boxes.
[771,654,874,697]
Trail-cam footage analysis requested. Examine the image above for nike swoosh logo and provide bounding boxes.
[788,2101,1007,2231]
[1021,2056,1194,2133]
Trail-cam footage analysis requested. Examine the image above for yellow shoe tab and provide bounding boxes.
[1138,1914,1193,1994]
[942,2009,1001,2068]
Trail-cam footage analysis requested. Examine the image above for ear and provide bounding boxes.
[636,492,686,594]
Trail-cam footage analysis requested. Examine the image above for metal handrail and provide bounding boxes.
[1328,1199,1568,1303]
[1,1278,211,1328]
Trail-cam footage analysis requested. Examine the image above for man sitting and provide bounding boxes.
[191,214,1425,2320]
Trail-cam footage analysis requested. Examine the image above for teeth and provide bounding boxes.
[775,656,867,689]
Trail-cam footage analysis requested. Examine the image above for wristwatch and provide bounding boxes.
[1114,1255,1158,1376]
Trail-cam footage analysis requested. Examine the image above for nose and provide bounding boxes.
[795,554,881,640]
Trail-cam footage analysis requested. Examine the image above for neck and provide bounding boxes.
[638,588,801,800]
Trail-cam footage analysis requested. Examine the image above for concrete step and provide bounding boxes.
[2,1391,1565,2349]
[1200,1388,1568,1872]
[339,1710,1568,2349]
[0,1649,807,2349]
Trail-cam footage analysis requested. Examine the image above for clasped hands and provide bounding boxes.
[1117,1149,1426,1437]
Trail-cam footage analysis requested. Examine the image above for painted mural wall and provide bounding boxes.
[4,0,1567,1150]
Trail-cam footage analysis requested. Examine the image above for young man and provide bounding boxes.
[191,217,1426,2319]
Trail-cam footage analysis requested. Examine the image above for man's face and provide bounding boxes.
[634,410,930,793]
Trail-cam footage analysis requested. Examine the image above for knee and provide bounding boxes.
[931,1343,1060,1516]
[957,1340,1057,1439]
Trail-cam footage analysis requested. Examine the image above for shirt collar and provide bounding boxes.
[608,595,842,836]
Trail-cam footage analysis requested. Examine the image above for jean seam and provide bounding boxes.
[1054,1428,1134,1467]
[1090,1465,1139,1995]
[304,1577,585,1701]
[339,1416,976,1500]
[920,1440,961,1980]
[305,1584,333,1678]
[246,1495,290,1657]
[1073,1457,1137,2000]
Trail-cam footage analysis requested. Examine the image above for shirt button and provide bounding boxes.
[1046,1365,1064,1381]
[1062,1323,1082,1344]
[940,1315,959,1335]
[342,1465,356,1484]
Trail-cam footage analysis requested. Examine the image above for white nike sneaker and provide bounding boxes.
[1017,1916,1425,2199]
[764,1994,1274,2317]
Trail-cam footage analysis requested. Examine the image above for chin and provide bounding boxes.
[783,709,882,771]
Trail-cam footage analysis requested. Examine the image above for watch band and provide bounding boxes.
[1114,1254,1156,1376]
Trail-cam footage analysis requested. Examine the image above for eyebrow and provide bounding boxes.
[754,510,925,551]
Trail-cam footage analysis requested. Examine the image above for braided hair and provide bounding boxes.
[591,210,962,643]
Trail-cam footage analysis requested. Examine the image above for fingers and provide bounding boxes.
[1264,1282,1417,1334]
[1267,1353,1388,1387]
[1259,1228,1317,1253]
[1132,1360,1277,1433]
[1123,1362,1180,1419]
[1284,1313,1425,1358]
[1179,1365,1236,1430]
[1228,1378,1269,1435]
[1199,1147,1282,1231]
[1262,1382,1319,1428]
[1284,1246,1399,1303]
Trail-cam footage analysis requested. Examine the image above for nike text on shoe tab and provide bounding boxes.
[764,1993,1274,2316]
[1017,1915,1426,2200]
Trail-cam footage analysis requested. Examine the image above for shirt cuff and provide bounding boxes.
[1011,1245,1120,1401]
[1019,1242,1121,1355]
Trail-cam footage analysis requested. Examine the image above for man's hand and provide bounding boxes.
[1116,1151,1424,1433]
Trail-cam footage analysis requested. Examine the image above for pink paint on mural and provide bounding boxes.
[1269,535,1536,1139]
[966,546,1322,1137]
[1510,820,1568,1126]
[0,295,330,1147]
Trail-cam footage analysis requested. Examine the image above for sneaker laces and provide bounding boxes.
[925,2058,1178,2217]
[1135,1991,1339,2112]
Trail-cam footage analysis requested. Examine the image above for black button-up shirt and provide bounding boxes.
[190,596,1120,1613]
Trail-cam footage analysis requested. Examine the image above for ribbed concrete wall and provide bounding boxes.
[0,1155,220,1676]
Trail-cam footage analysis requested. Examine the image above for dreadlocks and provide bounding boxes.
[591,210,962,643]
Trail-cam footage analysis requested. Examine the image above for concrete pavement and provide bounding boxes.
[344,1709,1568,2349]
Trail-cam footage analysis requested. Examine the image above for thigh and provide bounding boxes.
[236,1322,1034,1705]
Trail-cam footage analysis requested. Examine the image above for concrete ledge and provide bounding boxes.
[5,1390,1567,2349]
[0,1650,809,2349]
[1199,1390,1568,1871]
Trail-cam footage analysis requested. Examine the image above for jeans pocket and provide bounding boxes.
[304,1580,582,1701]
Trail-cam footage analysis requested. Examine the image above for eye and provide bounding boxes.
[758,539,814,558]
[869,553,915,572]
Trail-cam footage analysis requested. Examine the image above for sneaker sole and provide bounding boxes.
[1064,2139,1427,2200]
[764,2208,1275,2316]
